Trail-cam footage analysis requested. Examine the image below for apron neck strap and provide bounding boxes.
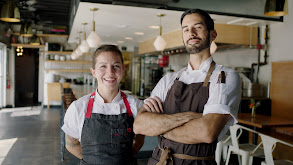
[121,92,133,117]
[203,61,216,87]
[86,92,96,118]
[85,91,133,118]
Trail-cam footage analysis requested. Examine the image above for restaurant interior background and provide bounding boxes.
[0,0,293,164]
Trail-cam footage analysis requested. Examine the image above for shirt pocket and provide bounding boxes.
[210,83,228,105]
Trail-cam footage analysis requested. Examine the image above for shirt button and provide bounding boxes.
[99,105,104,109]
[114,104,119,109]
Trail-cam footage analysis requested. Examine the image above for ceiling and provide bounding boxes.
[0,0,284,49]
[0,0,71,27]
[68,1,282,48]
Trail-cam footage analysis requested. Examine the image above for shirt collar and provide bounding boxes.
[95,89,122,103]
[187,56,213,73]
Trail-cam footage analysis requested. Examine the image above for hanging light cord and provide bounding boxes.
[83,24,86,40]
[92,10,95,31]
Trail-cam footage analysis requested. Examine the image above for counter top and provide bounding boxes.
[70,84,96,99]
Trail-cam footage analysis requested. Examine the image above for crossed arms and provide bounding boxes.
[133,96,231,144]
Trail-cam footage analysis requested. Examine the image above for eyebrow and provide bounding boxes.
[182,22,204,29]
[98,61,122,65]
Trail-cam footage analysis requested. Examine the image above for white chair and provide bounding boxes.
[259,133,293,165]
[216,135,232,165]
[225,124,264,165]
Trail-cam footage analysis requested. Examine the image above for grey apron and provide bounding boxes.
[80,91,136,165]
[148,61,218,165]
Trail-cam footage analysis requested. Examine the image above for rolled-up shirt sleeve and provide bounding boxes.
[203,70,241,135]
[61,101,80,139]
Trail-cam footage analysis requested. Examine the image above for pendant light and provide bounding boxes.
[264,0,288,16]
[86,8,101,48]
[210,41,217,54]
[20,22,33,37]
[0,0,20,22]
[153,14,167,51]
[30,35,40,45]
[74,33,83,58]
[79,23,90,53]
[71,38,80,60]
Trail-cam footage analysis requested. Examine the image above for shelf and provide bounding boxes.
[13,33,68,38]
[45,51,72,55]
[44,69,90,72]
[45,60,91,64]
[44,51,93,55]
[11,43,45,48]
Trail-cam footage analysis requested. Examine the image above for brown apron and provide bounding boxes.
[148,61,218,165]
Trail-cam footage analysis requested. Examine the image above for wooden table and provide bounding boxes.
[238,113,293,129]
[237,113,293,144]
[275,127,293,136]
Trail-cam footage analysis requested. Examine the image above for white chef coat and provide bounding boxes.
[62,90,144,140]
[150,57,241,140]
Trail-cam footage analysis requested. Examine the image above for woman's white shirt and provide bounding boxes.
[150,57,241,140]
[62,90,144,140]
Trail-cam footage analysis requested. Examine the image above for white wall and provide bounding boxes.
[258,0,293,91]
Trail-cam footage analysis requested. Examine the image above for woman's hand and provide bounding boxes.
[143,96,164,113]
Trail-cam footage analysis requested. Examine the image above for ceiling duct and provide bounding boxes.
[112,0,180,8]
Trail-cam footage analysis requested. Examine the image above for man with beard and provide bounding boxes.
[133,9,241,165]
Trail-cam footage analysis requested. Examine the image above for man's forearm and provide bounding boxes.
[163,114,231,144]
[65,134,82,159]
[133,107,201,136]
[132,134,145,155]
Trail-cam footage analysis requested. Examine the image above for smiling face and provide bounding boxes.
[91,51,125,92]
[182,13,213,54]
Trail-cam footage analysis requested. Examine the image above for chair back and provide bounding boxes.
[229,124,261,151]
[259,133,293,165]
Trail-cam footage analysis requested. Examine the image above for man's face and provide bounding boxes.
[181,13,210,54]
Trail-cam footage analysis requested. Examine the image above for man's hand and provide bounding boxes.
[143,96,164,113]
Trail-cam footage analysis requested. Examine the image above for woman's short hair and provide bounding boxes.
[92,44,123,69]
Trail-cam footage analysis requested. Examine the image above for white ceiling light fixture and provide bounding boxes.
[74,34,83,58]
[210,41,217,54]
[71,37,80,60]
[153,14,167,51]
[79,23,90,53]
[125,37,133,40]
[86,8,101,48]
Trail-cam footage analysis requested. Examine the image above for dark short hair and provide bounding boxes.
[180,9,214,31]
[92,44,124,69]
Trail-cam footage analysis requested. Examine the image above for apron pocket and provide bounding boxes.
[111,129,133,148]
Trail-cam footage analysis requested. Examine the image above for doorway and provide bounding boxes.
[15,48,39,107]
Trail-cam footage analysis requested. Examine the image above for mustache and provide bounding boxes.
[187,37,202,43]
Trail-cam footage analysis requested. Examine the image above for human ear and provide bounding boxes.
[90,68,96,77]
[210,30,217,41]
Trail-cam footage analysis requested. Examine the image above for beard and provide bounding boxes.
[185,33,210,54]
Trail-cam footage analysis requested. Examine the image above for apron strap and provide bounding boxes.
[121,91,133,117]
[85,91,133,118]
[156,144,214,165]
[203,61,216,87]
[85,92,96,118]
